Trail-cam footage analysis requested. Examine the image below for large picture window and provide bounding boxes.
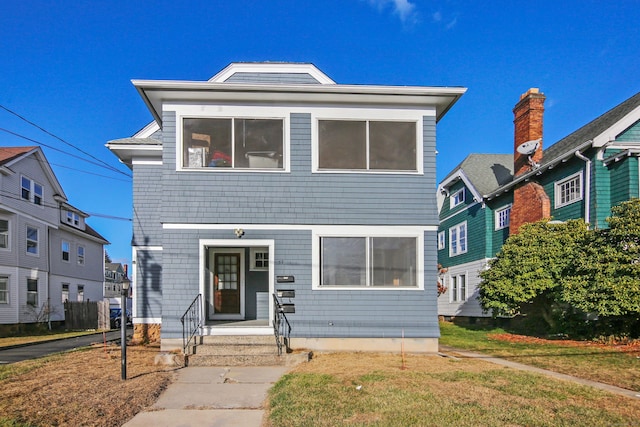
[182,117,284,170]
[318,120,417,171]
[320,236,417,287]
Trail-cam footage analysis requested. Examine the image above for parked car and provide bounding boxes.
[110,308,132,329]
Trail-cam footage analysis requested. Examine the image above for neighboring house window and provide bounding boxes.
[61,241,70,262]
[27,278,38,306]
[0,219,9,249]
[449,222,467,256]
[438,231,446,250]
[450,274,467,302]
[62,283,69,303]
[450,189,465,209]
[0,276,8,304]
[67,211,80,226]
[555,172,582,208]
[182,117,284,169]
[320,236,417,287]
[77,285,84,302]
[26,226,38,255]
[318,120,417,171]
[495,205,512,230]
[77,246,85,265]
[250,248,269,271]
[21,177,43,206]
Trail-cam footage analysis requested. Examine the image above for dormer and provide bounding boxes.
[60,204,87,231]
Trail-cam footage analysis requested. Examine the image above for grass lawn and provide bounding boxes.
[438,321,640,391]
[267,352,640,427]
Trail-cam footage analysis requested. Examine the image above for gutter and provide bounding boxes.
[574,151,591,226]
[484,139,594,200]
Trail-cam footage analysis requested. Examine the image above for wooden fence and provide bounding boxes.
[64,300,110,330]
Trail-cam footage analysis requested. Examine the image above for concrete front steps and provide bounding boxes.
[185,335,308,367]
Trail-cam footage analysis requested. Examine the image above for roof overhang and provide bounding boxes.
[437,169,483,213]
[131,80,466,125]
[105,138,163,168]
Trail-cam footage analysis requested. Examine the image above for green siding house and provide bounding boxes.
[437,89,640,318]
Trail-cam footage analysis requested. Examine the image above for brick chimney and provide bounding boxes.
[509,88,550,234]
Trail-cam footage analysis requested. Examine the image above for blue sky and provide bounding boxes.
[1,0,639,266]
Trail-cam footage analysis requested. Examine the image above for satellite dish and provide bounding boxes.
[517,138,541,155]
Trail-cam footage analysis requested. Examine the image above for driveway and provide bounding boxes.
[0,329,128,364]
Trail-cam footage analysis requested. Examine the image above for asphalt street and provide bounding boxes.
[0,329,128,364]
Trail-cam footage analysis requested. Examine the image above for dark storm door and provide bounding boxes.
[214,253,241,314]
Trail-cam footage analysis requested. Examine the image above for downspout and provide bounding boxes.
[575,151,591,226]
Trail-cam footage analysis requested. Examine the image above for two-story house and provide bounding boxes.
[107,62,465,352]
[437,89,640,319]
[0,146,108,326]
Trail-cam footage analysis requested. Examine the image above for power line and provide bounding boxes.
[0,127,132,179]
[0,103,129,177]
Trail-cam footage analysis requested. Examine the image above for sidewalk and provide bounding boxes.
[122,365,289,427]
[439,345,640,400]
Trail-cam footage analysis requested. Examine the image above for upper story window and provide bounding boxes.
[438,231,446,250]
[77,246,85,265]
[449,221,467,257]
[21,176,43,206]
[61,241,70,262]
[495,205,512,230]
[450,189,465,209]
[555,172,582,208]
[66,211,80,226]
[26,226,38,256]
[182,117,284,170]
[0,219,9,249]
[317,120,417,171]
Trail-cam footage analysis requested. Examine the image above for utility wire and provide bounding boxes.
[0,104,132,178]
[0,127,132,179]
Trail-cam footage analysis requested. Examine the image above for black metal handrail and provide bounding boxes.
[272,293,292,355]
[181,293,202,363]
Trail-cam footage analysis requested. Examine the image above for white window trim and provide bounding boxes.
[311,108,427,175]
[21,176,44,207]
[249,247,269,271]
[0,217,10,251]
[171,105,291,173]
[555,171,583,208]
[61,240,70,263]
[449,221,467,257]
[449,272,468,303]
[437,231,446,250]
[26,225,39,257]
[450,188,465,209]
[77,245,85,266]
[311,226,424,291]
[0,275,9,304]
[495,204,512,231]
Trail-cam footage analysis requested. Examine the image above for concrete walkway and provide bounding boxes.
[439,345,640,400]
[122,366,289,427]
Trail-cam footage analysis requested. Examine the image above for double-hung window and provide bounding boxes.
[21,177,43,206]
[77,246,85,265]
[450,274,467,302]
[26,226,38,255]
[438,231,446,250]
[449,222,467,256]
[67,211,80,226]
[0,219,9,249]
[317,120,417,171]
[555,172,582,208]
[182,117,284,170]
[62,283,69,303]
[27,278,38,306]
[319,235,418,288]
[495,205,512,230]
[0,276,8,304]
[450,189,465,208]
[62,241,70,262]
